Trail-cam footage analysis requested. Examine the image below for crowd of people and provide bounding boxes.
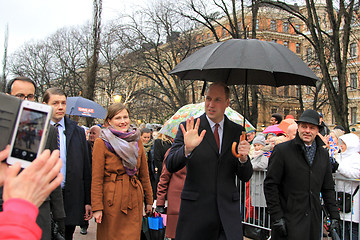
[1,76,360,240]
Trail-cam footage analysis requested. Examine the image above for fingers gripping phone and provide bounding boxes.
[7,100,53,168]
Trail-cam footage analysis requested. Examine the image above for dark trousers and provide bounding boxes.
[65,225,76,240]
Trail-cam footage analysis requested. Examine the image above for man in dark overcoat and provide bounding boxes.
[166,82,253,240]
[43,87,92,240]
[264,109,340,240]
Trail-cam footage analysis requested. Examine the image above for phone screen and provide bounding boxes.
[10,107,48,162]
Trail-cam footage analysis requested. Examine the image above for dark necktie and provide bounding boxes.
[54,123,60,150]
[214,123,220,149]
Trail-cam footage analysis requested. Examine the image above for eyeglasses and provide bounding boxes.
[15,93,35,100]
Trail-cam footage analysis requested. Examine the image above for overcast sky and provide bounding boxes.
[0,0,147,72]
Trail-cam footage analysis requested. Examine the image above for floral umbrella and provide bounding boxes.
[159,102,255,139]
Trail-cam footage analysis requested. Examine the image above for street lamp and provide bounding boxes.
[113,93,122,103]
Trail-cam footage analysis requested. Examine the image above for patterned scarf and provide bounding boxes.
[100,127,140,176]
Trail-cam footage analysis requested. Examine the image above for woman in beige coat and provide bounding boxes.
[91,103,153,240]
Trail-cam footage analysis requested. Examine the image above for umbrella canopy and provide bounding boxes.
[159,102,255,139]
[262,124,285,135]
[169,39,318,87]
[66,96,107,119]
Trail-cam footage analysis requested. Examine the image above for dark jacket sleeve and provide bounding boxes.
[263,145,285,221]
[165,123,188,173]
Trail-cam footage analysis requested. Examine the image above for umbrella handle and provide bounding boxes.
[231,132,246,158]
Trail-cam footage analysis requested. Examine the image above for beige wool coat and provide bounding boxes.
[91,138,153,240]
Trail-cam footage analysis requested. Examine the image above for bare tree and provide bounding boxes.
[261,0,356,131]
[111,1,200,122]
[1,24,8,92]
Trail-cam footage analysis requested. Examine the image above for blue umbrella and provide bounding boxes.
[66,97,106,119]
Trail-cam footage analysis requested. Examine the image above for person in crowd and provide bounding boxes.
[264,109,340,239]
[246,130,256,158]
[285,123,298,141]
[248,134,269,226]
[156,143,184,240]
[5,76,65,240]
[166,82,253,239]
[334,133,360,240]
[80,124,101,235]
[0,146,63,240]
[91,103,153,240]
[270,113,282,125]
[153,133,173,197]
[140,127,157,198]
[246,130,256,144]
[318,112,330,136]
[42,88,92,240]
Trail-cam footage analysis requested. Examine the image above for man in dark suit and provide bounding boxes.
[43,87,92,240]
[166,82,253,240]
[4,76,65,240]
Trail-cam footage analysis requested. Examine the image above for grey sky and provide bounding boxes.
[0,0,147,73]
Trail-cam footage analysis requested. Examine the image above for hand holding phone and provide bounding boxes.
[7,100,52,168]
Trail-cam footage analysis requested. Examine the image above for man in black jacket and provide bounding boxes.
[43,87,92,240]
[4,76,66,240]
[264,109,340,239]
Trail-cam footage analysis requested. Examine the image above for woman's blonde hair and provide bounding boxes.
[157,133,173,144]
[104,103,130,126]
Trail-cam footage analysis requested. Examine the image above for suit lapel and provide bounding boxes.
[199,114,219,155]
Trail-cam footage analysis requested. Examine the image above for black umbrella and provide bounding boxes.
[169,39,318,152]
[169,39,318,87]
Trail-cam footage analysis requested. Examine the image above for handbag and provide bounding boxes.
[243,219,270,240]
[337,186,359,213]
[148,213,165,240]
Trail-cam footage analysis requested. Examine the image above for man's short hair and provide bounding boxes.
[6,76,36,94]
[207,82,230,99]
[42,87,66,104]
[140,128,152,135]
[271,113,283,123]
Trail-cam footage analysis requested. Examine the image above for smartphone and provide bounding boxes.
[7,100,53,168]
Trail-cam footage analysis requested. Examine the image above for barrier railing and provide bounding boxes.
[238,171,360,240]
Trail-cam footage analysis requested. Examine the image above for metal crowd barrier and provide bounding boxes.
[238,171,360,240]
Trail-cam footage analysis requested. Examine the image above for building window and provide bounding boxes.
[296,43,301,53]
[350,42,357,58]
[295,24,300,32]
[283,22,289,33]
[307,86,311,94]
[271,108,278,114]
[202,35,205,41]
[351,107,357,125]
[306,47,312,62]
[284,108,290,117]
[207,33,210,38]
[238,21,242,30]
[271,20,276,31]
[296,86,300,98]
[350,73,358,89]
[271,87,277,95]
[256,19,260,30]
[283,41,289,48]
[222,28,226,37]
[332,76,339,91]
[284,86,289,96]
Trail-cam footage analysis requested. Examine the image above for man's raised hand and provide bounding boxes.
[181,117,206,156]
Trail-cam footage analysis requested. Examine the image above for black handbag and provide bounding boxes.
[337,186,359,213]
[243,219,270,240]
